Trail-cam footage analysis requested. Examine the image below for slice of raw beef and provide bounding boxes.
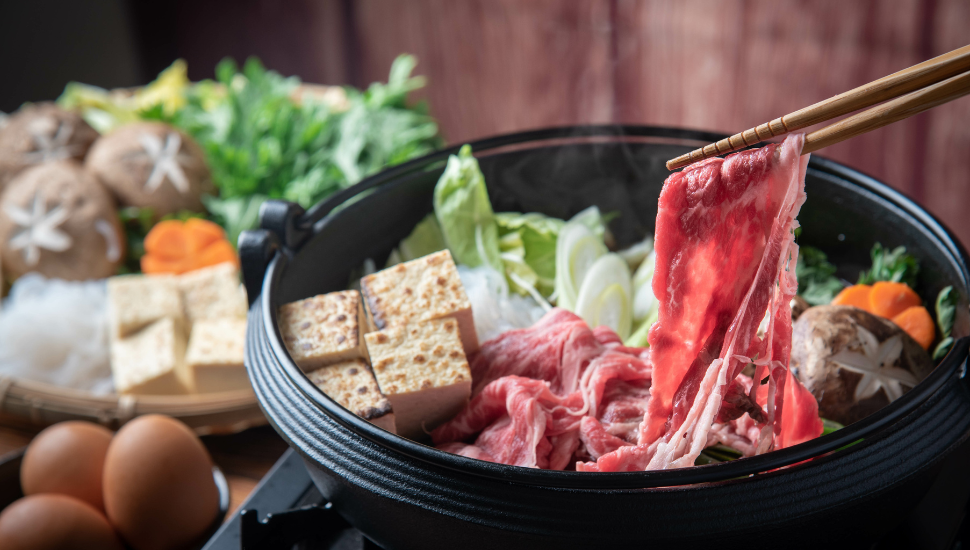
[469,308,603,397]
[432,310,651,469]
[582,133,822,472]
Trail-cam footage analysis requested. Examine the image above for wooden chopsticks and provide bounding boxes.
[666,44,970,170]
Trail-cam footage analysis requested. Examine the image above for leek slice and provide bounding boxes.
[554,223,606,310]
[632,250,657,322]
[575,254,632,339]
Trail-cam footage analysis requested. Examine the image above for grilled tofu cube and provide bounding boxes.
[360,250,479,355]
[278,290,369,371]
[177,262,247,327]
[110,317,191,395]
[307,358,396,433]
[107,274,183,338]
[185,318,250,393]
[364,317,471,439]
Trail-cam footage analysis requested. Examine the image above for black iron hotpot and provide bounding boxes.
[240,126,970,549]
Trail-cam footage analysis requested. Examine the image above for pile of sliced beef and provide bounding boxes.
[432,134,824,471]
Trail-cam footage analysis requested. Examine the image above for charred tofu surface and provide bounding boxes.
[307,358,396,433]
[278,290,369,371]
[360,250,479,355]
[365,317,472,439]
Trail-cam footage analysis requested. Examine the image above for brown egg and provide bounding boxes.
[103,414,219,550]
[0,494,124,550]
[21,421,113,511]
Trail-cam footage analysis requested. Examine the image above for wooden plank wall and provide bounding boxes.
[173,0,970,247]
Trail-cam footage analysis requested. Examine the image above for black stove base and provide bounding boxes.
[204,446,970,550]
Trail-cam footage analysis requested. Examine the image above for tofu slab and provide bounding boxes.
[279,290,369,371]
[365,317,471,439]
[360,250,479,355]
[110,317,191,395]
[178,262,247,327]
[306,358,396,433]
[107,274,183,338]
[185,318,251,393]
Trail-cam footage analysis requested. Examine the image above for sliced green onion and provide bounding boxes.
[554,223,606,310]
[575,254,632,339]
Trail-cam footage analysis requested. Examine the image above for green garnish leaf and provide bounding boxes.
[857,242,919,287]
[932,337,955,361]
[796,246,844,305]
[935,285,958,339]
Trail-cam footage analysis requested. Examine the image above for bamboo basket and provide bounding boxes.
[0,377,263,435]
[0,83,350,434]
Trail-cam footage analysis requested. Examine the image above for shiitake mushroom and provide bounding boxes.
[0,161,124,281]
[791,305,933,425]
[86,122,212,217]
[0,103,99,187]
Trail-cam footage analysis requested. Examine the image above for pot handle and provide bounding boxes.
[258,199,311,250]
[238,229,280,307]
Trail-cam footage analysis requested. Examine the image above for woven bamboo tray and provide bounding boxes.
[0,82,349,434]
[0,377,263,435]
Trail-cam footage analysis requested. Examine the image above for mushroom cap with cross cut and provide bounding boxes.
[85,121,212,217]
[0,160,125,281]
[0,103,99,188]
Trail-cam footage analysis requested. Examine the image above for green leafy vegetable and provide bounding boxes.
[932,285,958,360]
[433,145,503,270]
[59,60,192,133]
[821,418,844,436]
[61,55,440,251]
[495,212,563,296]
[796,246,844,305]
[857,242,920,287]
[73,54,439,248]
[116,207,156,274]
[399,214,447,262]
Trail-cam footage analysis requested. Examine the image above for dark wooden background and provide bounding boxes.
[155,0,970,248]
[4,0,970,245]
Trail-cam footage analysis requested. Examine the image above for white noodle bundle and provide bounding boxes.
[0,274,113,394]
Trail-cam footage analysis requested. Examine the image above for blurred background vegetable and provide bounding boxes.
[60,54,442,258]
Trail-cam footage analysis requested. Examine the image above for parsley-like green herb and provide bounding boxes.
[163,54,441,245]
[116,207,155,275]
[796,246,844,305]
[857,243,920,287]
[932,285,958,360]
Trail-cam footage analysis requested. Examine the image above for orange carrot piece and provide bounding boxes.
[185,218,226,254]
[869,281,922,318]
[832,284,872,311]
[141,254,189,275]
[144,220,189,261]
[191,240,240,271]
[892,306,935,350]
